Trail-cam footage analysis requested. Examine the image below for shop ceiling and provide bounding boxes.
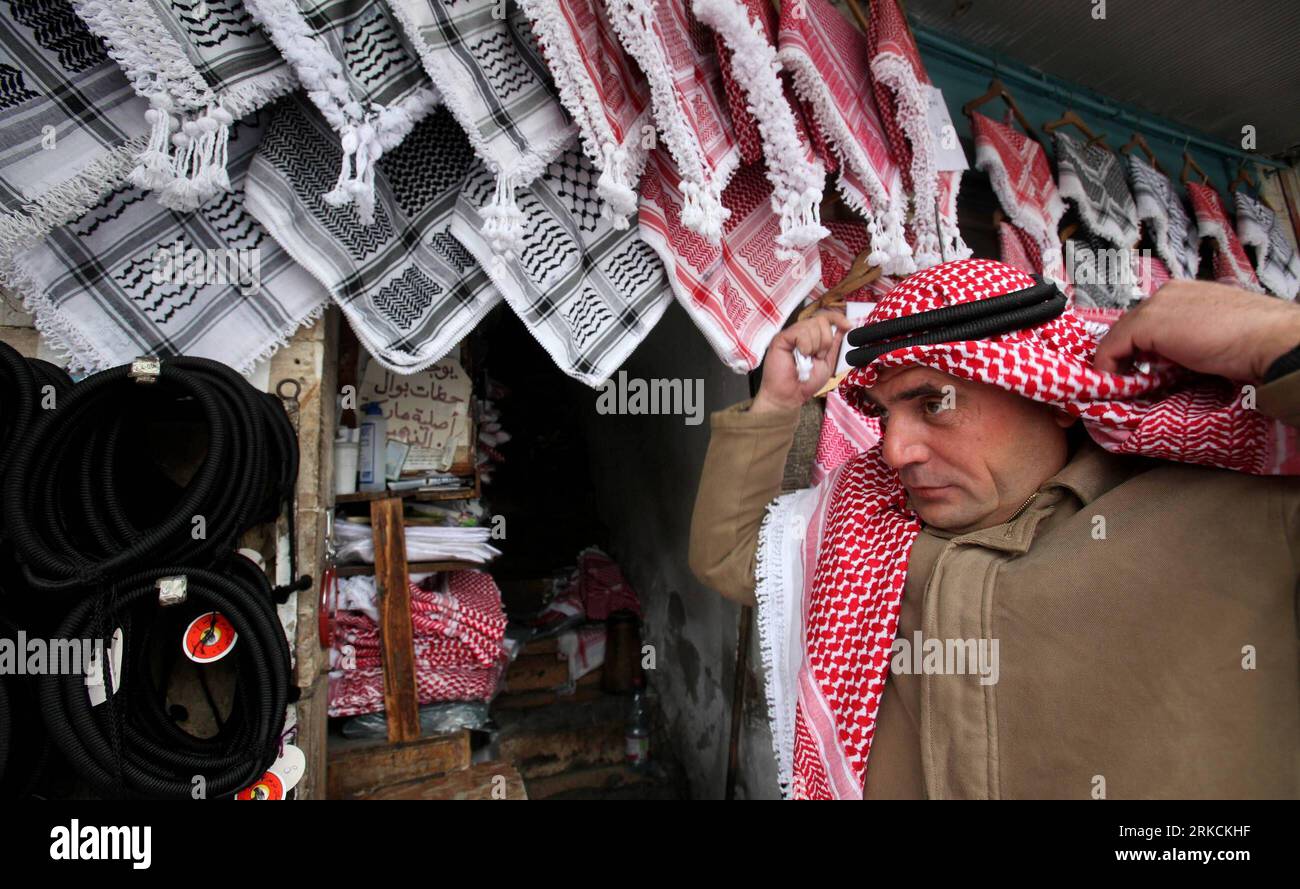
[905,0,1300,158]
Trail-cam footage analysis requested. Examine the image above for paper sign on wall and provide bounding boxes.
[359,357,472,473]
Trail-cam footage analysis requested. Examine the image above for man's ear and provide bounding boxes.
[1052,407,1078,429]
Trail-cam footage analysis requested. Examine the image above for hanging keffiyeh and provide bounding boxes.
[1186,181,1264,293]
[451,143,671,387]
[971,111,1066,284]
[865,0,970,266]
[1051,130,1139,250]
[0,0,149,261]
[1234,190,1300,300]
[776,0,912,275]
[754,257,1297,799]
[605,0,741,244]
[638,146,820,372]
[2,107,328,374]
[1125,153,1200,280]
[517,0,653,228]
[387,0,576,258]
[242,0,439,224]
[71,0,297,210]
[693,0,828,254]
[246,95,501,375]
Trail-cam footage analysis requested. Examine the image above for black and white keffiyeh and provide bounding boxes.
[0,0,149,261]
[387,0,576,259]
[1125,153,1199,280]
[2,107,328,374]
[70,0,297,211]
[451,142,670,387]
[242,0,439,223]
[1053,130,1139,249]
[246,94,502,374]
[1235,190,1300,300]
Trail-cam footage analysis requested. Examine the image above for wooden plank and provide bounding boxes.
[494,674,604,711]
[504,653,569,693]
[334,559,482,578]
[370,496,420,743]
[357,761,526,800]
[335,486,477,504]
[327,731,472,799]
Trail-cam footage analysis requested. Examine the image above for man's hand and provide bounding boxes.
[751,310,855,414]
[1092,280,1300,382]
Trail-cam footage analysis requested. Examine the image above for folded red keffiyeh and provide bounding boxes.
[1187,182,1265,293]
[756,257,1297,798]
[777,0,912,274]
[865,0,971,267]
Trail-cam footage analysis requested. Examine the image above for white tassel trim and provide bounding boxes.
[480,172,525,261]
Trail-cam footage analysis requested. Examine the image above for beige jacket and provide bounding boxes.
[689,371,1300,798]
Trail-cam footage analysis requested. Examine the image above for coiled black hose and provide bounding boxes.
[2,356,301,595]
[36,559,290,799]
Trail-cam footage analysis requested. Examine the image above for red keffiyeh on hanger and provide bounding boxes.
[777,0,913,275]
[638,146,821,371]
[769,257,1295,799]
[865,0,971,266]
[1186,182,1265,293]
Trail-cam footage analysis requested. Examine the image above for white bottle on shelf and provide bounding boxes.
[358,403,388,493]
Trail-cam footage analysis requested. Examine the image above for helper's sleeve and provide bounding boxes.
[688,398,802,605]
[1254,368,1300,570]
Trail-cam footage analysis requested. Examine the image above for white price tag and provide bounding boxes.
[926,85,969,172]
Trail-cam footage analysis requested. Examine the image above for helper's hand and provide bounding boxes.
[751,310,855,414]
[1092,280,1300,383]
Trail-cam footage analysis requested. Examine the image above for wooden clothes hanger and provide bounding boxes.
[962,78,1045,149]
[1043,109,1109,150]
[1119,132,1164,175]
[1179,150,1211,186]
[798,245,882,321]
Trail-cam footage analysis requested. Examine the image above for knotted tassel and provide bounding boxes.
[597,142,637,229]
[481,172,524,261]
[133,92,179,192]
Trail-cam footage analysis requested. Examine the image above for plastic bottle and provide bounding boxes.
[625,679,650,769]
[358,403,388,493]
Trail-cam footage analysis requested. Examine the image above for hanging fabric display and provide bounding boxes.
[517,0,653,229]
[1051,131,1140,249]
[2,107,328,375]
[754,257,1298,799]
[70,0,297,211]
[776,0,912,275]
[638,147,820,372]
[865,0,970,266]
[242,0,440,224]
[1125,153,1200,280]
[1234,190,1300,300]
[1186,181,1265,293]
[451,143,671,388]
[604,0,740,244]
[971,111,1066,284]
[693,0,829,254]
[815,219,897,302]
[386,0,576,259]
[245,95,501,375]
[0,0,149,260]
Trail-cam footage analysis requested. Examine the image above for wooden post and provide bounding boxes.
[370,496,421,743]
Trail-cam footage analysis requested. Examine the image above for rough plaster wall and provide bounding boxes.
[574,302,781,799]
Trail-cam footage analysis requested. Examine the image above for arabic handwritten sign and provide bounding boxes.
[359,357,472,473]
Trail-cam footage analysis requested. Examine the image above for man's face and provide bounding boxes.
[860,364,1075,533]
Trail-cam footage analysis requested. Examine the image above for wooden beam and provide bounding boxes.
[370,496,421,743]
[328,731,472,799]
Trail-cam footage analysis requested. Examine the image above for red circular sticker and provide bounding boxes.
[236,771,284,800]
[183,612,237,664]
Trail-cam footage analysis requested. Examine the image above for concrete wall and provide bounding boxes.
[574,302,780,799]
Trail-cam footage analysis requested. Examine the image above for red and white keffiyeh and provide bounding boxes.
[638,145,820,371]
[607,0,741,241]
[776,0,913,275]
[694,0,829,253]
[756,257,1297,798]
[1186,181,1265,293]
[972,111,1067,283]
[865,0,970,267]
[519,0,653,227]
